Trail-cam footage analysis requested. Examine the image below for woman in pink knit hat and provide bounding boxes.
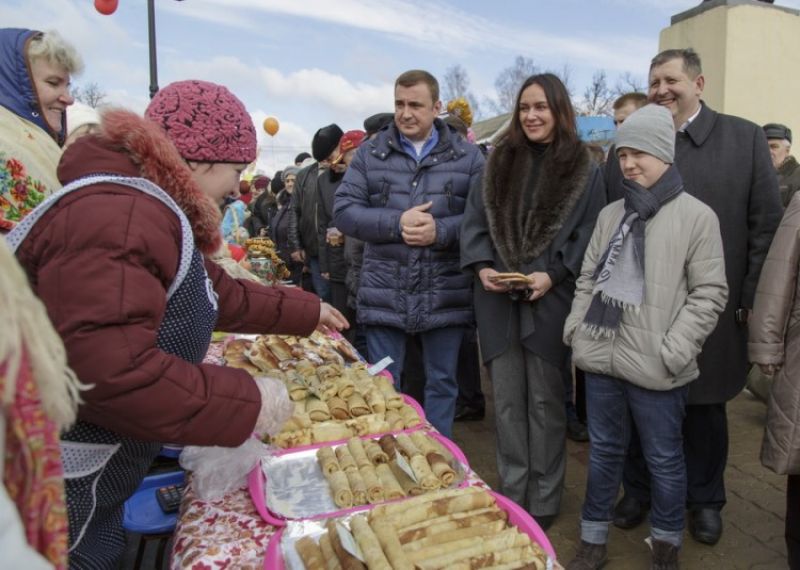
[8,79,347,568]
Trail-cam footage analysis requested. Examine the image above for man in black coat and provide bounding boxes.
[605,48,782,545]
[288,123,343,301]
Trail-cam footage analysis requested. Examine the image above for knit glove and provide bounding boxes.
[252,376,294,438]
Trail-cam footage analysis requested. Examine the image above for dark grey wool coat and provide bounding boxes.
[461,142,606,367]
[606,102,783,404]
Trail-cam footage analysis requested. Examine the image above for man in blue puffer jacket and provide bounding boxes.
[334,69,485,437]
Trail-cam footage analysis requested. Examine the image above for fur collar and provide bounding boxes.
[483,141,590,271]
[98,109,222,255]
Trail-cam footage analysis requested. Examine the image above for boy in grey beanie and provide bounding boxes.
[564,104,728,569]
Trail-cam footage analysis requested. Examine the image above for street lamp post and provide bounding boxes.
[147,0,158,99]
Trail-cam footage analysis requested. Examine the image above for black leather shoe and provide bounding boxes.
[689,508,722,545]
[454,405,485,421]
[612,495,650,529]
[567,418,589,442]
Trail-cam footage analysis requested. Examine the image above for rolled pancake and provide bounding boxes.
[324,470,353,508]
[374,376,403,409]
[363,439,389,465]
[223,338,251,360]
[409,455,441,491]
[397,507,507,544]
[295,536,325,570]
[395,434,422,459]
[307,397,332,422]
[327,396,350,420]
[375,463,405,500]
[383,409,404,431]
[272,428,312,448]
[317,533,343,570]
[388,460,423,497]
[345,467,368,505]
[368,487,493,526]
[370,519,415,570]
[347,413,388,436]
[334,374,355,399]
[426,452,456,487]
[335,445,358,472]
[346,393,370,417]
[316,446,340,475]
[312,422,353,443]
[364,388,386,414]
[448,544,547,570]
[265,337,294,360]
[325,520,366,570]
[346,438,372,469]
[286,371,310,401]
[281,413,312,432]
[401,520,508,551]
[411,529,532,569]
[409,432,440,456]
[246,342,281,372]
[377,434,398,459]
[316,363,341,382]
[358,464,385,504]
[349,515,392,570]
[398,403,421,427]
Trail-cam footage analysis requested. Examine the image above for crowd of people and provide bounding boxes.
[2,24,800,570]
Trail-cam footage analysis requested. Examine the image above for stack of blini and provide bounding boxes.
[317,434,458,509]
[293,487,549,570]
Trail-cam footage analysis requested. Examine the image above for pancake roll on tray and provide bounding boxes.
[294,488,548,570]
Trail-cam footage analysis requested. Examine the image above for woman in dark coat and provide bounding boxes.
[271,167,302,285]
[461,73,606,527]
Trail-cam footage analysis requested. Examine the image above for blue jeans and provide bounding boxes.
[581,373,688,547]
[308,256,331,303]
[366,325,464,438]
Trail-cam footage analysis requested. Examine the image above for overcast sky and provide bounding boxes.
[4,0,799,174]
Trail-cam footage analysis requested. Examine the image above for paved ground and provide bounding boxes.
[452,373,790,569]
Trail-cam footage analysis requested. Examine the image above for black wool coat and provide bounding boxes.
[461,142,606,367]
[606,102,782,404]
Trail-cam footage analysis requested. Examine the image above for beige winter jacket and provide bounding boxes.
[749,193,800,475]
[564,193,728,391]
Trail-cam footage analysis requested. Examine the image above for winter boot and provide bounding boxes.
[565,540,608,570]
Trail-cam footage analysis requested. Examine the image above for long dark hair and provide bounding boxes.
[503,73,583,172]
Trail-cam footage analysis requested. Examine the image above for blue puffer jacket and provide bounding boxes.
[334,120,484,333]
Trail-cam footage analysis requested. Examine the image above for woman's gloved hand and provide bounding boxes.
[252,376,294,437]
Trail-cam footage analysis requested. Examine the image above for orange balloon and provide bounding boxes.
[263,116,279,137]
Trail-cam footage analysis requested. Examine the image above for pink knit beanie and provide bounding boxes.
[145,80,257,163]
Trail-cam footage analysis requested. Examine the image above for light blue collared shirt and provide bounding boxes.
[399,127,439,163]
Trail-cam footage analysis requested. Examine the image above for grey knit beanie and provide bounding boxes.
[615,104,675,164]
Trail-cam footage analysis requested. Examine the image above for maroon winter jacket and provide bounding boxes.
[14,110,320,446]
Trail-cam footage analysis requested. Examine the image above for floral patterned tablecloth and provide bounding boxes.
[170,481,273,570]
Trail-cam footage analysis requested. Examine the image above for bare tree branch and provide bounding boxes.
[612,72,646,97]
[72,82,107,108]
[491,55,539,114]
[579,70,613,116]
[442,64,481,119]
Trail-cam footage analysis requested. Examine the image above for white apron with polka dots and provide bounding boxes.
[7,175,220,568]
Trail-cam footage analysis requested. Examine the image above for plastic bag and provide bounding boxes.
[179,438,270,500]
[253,375,294,437]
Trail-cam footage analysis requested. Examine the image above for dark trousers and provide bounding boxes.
[622,402,728,509]
[329,281,356,336]
[456,326,485,412]
[789,474,800,569]
[401,326,484,413]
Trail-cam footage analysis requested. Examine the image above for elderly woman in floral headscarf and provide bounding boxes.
[0,28,82,232]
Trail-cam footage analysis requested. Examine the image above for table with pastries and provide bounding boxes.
[169,333,558,570]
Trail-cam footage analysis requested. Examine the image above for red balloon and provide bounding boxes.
[94,0,119,15]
